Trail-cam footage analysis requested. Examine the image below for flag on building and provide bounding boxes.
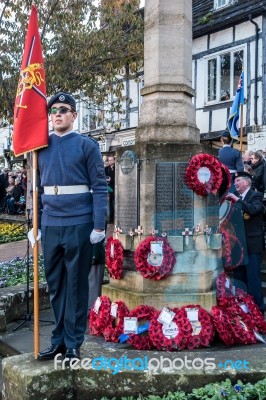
[13,5,48,156]
[227,71,244,140]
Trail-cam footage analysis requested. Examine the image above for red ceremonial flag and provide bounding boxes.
[13,5,48,156]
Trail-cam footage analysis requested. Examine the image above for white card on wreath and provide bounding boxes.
[157,307,175,325]
[150,241,163,255]
[225,277,231,289]
[124,317,138,334]
[110,243,115,258]
[240,303,249,314]
[110,302,118,318]
[186,308,199,322]
[93,297,102,314]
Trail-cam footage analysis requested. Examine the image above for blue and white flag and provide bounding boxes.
[227,71,244,140]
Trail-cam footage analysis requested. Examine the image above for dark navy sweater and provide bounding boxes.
[37,132,107,229]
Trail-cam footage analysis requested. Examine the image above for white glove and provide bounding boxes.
[90,229,105,244]
[28,228,41,248]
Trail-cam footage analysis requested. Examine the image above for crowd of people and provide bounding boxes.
[0,166,27,215]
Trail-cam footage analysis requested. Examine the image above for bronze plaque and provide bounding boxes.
[155,162,194,235]
[116,151,138,233]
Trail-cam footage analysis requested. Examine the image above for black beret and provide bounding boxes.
[47,92,76,110]
[233,171,252,181]
[221,131,231,139]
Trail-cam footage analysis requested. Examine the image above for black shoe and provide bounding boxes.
[38,344,66,361]
[64,348,80,360]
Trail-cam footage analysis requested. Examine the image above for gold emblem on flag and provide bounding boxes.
[16,63,44,108]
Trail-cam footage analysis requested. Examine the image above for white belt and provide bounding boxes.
[43,185,90,195]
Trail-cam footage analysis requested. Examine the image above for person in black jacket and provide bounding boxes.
[250,151,266,193]
[226,171,265,315]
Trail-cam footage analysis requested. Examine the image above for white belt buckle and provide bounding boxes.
[54,185,58,195]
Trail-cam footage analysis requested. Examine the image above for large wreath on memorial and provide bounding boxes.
[126,305,157,350]
[89,295,112,336]
[106,237,124,279]
[181,305,215,349]
[185,153,223,196]
[148,308,191,351]
[134,236,176,280]
[103,300,130,342]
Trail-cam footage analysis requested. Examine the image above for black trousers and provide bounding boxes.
[41,223,93,348]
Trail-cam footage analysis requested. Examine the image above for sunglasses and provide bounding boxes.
[49,106,74,115]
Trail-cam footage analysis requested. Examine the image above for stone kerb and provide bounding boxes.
[0,282,50,332]
[3,341,266,400]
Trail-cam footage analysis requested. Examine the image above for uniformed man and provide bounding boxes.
[37,92,107,361]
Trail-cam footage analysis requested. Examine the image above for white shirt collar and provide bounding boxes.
[240,188,250,200]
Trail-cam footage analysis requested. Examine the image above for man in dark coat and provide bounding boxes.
[226,171,265,315]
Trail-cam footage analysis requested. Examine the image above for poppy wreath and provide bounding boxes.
[102,300,130,342]
[89,295,112,336]
[225,304,257,345]
[211,306,236,346]
[134,236,176,280]
[181,305,215,349]
[211,303,257,345]
[148,308,191,351]
[216,271,233,299]
[236,293,266,334]
[126,305,157,350]
[106,237,124,279]
[184,153,223,196]
[220,226,244,270]
[218,162,231,199]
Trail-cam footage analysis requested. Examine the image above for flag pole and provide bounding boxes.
[32,150,40,358]
[239,103,244,153]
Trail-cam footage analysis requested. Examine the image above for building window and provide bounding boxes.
[206,48,244,103]
[214,0,230,10]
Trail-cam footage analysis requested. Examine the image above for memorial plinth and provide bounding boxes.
[103,144,222,311]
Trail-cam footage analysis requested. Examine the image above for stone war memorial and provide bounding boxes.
[2,1,266,400]
[102,0,222,310]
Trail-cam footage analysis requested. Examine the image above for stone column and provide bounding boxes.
[103,0,222,311]
[137,0,198,143]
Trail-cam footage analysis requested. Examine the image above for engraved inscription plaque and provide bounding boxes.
[155,162,194,235]
[117,151,138,233]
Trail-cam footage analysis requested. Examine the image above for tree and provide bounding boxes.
[0,0,144,123]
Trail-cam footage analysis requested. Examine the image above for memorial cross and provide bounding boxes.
[182,227,193,246]
[114,225,123,239]
[135,225,143,242]
[204,225,212,246]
